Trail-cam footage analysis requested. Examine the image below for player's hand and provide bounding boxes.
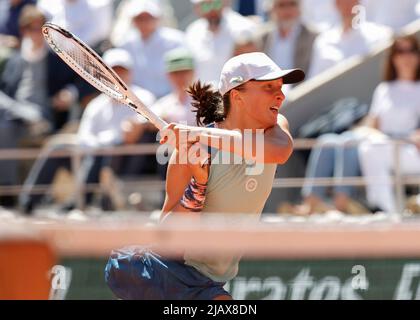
[160,123,209,166]
[159,123,201,150]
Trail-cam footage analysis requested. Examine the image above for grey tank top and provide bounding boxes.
[184,145,277,282]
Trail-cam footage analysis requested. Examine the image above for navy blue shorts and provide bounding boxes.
[104,246,231,300]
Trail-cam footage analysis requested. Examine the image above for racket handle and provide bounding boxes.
[128,95,167,130]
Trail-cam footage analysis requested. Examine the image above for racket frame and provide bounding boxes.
[42,22,167,130]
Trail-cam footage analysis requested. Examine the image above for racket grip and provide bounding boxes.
[128,95,167,130]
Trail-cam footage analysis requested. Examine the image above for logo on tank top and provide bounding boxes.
[245,178,258,192]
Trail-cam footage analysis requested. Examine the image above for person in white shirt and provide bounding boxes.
[359,35,420,213]
[37,0,113,48]
[78,50,155,150]
[119,0,185,99]
[110,0,178,47]
[261,0,317,84]
[152,48,197,126]
[362,0,420,32]
[79,48,158,178]
[19,48,155,213]
[186,0,257,85]
[300,0,340,33]
[308,0,392,79]
[150,48,198,182]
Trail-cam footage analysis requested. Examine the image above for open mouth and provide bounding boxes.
[270,106,280,113]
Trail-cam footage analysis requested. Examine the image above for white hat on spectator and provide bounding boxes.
[103,48,133,70]
[218,52,305,95]
[128,0,162,19]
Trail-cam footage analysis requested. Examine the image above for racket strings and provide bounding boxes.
[47,29,124,100]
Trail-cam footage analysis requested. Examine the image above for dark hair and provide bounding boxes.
[384,35,420,82]
[187,81,231,126]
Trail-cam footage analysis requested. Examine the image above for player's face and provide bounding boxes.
[237,79,285,128]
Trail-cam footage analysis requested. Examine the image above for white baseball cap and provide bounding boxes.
[218,52,305,95]
[103,48,133,70]
[128,0,162,19]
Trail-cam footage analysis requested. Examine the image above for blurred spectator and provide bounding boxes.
[300,0,339,33]
[37,0,113,50]
[186,0,257,85]
[298,125,372,215]
[119,0,185,98]
[0,5,91,208]
[77,49,155,151]
[0,0,36,39]
[233,0,267,18]
[151,48,199,192]
[261,0,317,79]
[78,47,157,203]
[362,0,420,32]
[153,48,197,126]
[111,0,178,47]
[308,0,392,78]
[0,0,37,70]
[232,35,261,56]
[359,35,420,213]
[19,48,156,213]
[1,5,88,133]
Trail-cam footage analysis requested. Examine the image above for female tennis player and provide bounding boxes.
[105,52,305,300]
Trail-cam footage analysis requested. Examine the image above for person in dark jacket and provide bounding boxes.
[0,5,92,207]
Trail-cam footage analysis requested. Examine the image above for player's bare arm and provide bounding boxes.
[160,114,293,164]
[160,147,209,222]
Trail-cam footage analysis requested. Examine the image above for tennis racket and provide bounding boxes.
[42,22,167,130]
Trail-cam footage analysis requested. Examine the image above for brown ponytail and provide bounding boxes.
[187,81,230,126]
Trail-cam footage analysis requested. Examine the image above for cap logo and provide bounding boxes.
[229,76,244,84]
